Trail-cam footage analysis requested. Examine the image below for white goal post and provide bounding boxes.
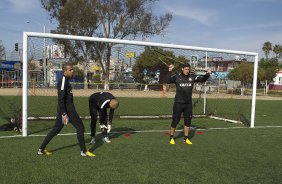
[22,32,259,136]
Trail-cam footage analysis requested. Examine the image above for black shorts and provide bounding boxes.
[171,102,192,127]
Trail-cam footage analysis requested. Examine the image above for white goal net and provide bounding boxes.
[22,32,258,136]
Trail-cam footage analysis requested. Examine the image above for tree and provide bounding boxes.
[273,44,282,58]
[0,40,5,61]
[259,58,281,82]
[228,63,254,89]
[132,47,186,82]
[41,0,172,89]
[262,41,272,60]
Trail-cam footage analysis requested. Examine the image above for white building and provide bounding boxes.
[269,70,282,90]
[273,71,282,85]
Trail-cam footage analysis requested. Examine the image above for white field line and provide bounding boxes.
[1,125,282,139]
[27,115,207,120]
[209,116,243,124]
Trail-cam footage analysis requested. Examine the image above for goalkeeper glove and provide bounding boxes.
[62,114,69,125]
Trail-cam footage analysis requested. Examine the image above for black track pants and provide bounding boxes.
[171,102,192,128]
[39,104,86,152]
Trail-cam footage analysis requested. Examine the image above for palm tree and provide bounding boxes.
[262,41,272,60]
[273,44,282,58]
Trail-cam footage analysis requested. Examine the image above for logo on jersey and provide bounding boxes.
[180,83,192,87]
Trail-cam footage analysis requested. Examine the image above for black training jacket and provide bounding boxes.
[166,71,210,104]
[57,75,73,115]
[89,92,116,124]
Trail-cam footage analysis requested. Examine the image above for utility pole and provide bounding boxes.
[43,25,47,87]
[117,47,121,81]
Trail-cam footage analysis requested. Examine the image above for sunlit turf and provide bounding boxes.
[1,96,282,183]
[1,119,281,184]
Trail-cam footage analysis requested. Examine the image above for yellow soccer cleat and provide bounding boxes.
[37,149,52,155]
[184,138,193,145]
[81,150,96,157]
[169,138,175,145]
[86,151,96,157]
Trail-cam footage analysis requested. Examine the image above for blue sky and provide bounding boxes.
[0,0,281,58]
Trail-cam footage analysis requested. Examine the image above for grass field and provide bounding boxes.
[0,96,282,184]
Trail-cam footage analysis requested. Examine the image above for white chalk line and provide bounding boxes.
[1,125,282,139]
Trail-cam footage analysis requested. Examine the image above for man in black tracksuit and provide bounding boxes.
[89,92,119,144]
[166,63,211,145]
[37,64,95,157]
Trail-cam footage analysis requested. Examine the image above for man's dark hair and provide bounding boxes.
[62,63,73,71]
[181,63,191,68]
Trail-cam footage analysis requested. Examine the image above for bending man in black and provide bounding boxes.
[89,92,119,144]
[37,64,95,157]
[166,63,211,145]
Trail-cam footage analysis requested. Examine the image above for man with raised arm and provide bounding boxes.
[166,63,211,145]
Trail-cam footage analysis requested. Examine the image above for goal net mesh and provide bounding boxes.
[23,34,256,131]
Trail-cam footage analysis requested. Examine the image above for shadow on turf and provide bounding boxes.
[240,114,250,126]
[42,127,136,154]
[88,127,136,152]
[49,142,81,153]
[29,127,53,135]
[174,125,206,141]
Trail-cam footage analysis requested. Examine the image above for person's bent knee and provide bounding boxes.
[184,120,191,127]
[171,121,178,128]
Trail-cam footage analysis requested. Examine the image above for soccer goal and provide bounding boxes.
[22,32,258,136]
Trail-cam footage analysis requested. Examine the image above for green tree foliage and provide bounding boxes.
[260,41,282,86]
[259,58,281,82]
[41,0,172,89]
[228,63,254,87]
[132,47,187,82]
[73,66,84,77]
[273,44,282,58]
[92,74,101,82]
[262,41,272,60]
[228,58,281,88]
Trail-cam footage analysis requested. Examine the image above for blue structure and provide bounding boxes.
[0,61,22,71]
[0,61,22,88]
[211,72,229,79]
